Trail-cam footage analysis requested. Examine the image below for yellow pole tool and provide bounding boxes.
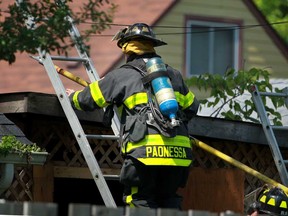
[191,137,288,193]
[54,65,89,87]
[30,55,90,87]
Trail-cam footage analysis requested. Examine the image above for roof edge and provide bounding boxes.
[189,115,287,147]
[0,92,105,123]
[243,0,288,60]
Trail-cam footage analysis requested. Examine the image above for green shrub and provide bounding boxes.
[0,135,44,156]
[186,68,286,125]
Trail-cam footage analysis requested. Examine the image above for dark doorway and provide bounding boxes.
[54,178,124,216]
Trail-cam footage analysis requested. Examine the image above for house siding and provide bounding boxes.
[153,0,287,78]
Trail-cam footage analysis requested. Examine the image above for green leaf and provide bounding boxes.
[0,0,115,63]
[0,135,45,157]
[186,67,285,125]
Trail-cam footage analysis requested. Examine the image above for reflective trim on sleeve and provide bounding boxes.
[72,91,82,110]
[124,92,148,109]
[175,91,195,109]
[89,82,109,108]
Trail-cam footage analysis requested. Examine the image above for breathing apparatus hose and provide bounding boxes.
[147,91,171,129]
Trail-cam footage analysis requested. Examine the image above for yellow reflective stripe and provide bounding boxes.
[175,91,195,109]
[125,135,191,153]
[72,91,82,110]
[126,186,138,207]
[267,198,276,206]
[259,195,267,203]
[124,92,148,109]
[89,82,108,108]
[138,158,192,166]
[280,201,287,208]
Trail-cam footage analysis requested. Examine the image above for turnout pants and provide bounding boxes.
[119,156,190,209]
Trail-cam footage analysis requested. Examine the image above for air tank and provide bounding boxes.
[146,57,179,126]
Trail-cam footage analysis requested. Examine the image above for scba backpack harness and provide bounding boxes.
[119,57,185,151]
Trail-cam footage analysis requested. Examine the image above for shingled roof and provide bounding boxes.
[0,113,32,145]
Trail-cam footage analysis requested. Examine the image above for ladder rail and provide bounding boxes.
[65,15,121,136]
[251,85,288,185]
[39,52,117,207]
[15,0,117,207]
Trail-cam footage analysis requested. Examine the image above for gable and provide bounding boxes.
[153,0,287,78]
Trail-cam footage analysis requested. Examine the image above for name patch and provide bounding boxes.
[146,146,187,158]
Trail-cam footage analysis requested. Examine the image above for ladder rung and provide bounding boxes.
[104,175,119,180]
[86,134,119,140]
[283,160,288,164]
[271,125,288,130]
[50,56,88,62]
[259,91,287,97]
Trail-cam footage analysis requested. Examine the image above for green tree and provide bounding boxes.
[0,0,116,64]
[253,0,288,44]
[186,68,287,125]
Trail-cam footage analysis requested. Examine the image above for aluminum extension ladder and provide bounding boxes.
[16,0,120,207]
[251,85,288,186]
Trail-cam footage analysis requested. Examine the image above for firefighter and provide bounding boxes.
[67,23,199,209]
[247,185,288,215]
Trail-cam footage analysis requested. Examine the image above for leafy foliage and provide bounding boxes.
[0,0,116,63]
[0,135,44,157]
[186,68,287,125]
[253,0,288,44]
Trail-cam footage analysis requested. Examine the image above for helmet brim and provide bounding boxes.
[117,35,167,48]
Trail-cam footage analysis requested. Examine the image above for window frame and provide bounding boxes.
[185,19,240,77]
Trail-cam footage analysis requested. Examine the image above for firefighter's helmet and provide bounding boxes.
[112,23,167,48]
[257,187,288,216]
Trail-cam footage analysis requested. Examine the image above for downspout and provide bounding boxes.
[0,164,14,196]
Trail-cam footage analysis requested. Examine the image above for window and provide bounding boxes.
[186,20,240,77]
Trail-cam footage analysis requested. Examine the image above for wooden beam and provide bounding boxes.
[53,166,120,179]
[33,163,54,202]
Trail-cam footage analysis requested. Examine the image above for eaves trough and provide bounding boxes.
[0,152,48,165]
